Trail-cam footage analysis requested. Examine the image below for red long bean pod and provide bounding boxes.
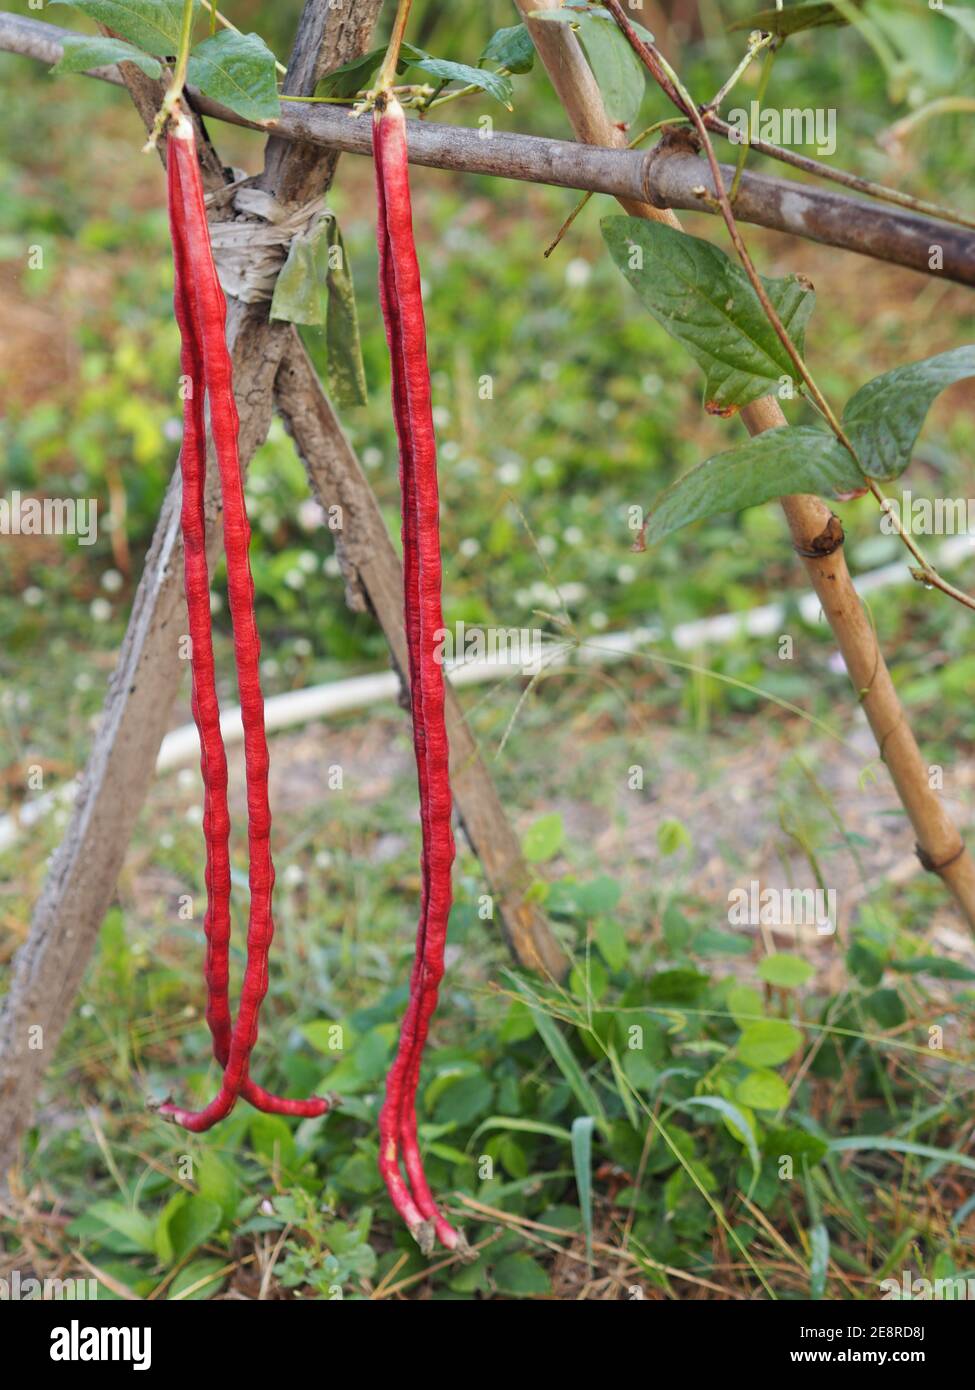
[160,111,329,1130]
[374,96,461,1253]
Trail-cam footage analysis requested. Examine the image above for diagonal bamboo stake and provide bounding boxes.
[514,0,975,931]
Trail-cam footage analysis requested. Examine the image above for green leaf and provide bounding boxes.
[847,939,885,987]
[758,953,814,989]
[594,918,628,972]
[249,1113,298,1173]
[522,812,564,863]
[863,987,906,1029]
[841,346,975,480]
[601,218,816,411]
[736,1068,790,1111]
[657,817,691,855]
[187,31,280,124]
[195,1151,238,1224]
[809,1222,830,1299]
[727,983,764,1028]
[315,46,384,98]
[274,216,367,408]
[480,24,535,74]
[889,955,975,981]
[49,0,196,57]
[169,1257,228,1301]
[737,1019,803,1066]
[87,1200,156,1253]
[493,1252,552,1295]
[510,978,608,1128]
[828,1136,975,1175]
[51,34,162,78]
[730,2,854,36]
[408,56,513,108]
[433,1073,494,1126]
[639,428,863,547]
[680,1096,761,1193]
[647,968,709,1004]
[941,6,975,45]
[156,1194,222,1266]
[570,1116,595,1264]
[693,927,753,956]
[572,11,646,127]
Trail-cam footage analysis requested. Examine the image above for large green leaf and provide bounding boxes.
[186,31,280,124]
[841,345,975,480]
[602,218,816,411]
[531,7,652,126]
[730,2,855,36]
[480,24,535,74]
[571,11,646,126]
[49,0,196,56]
[639,427,864,547]
[51,34,162,78]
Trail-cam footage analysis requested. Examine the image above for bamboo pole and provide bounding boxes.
[1,13,974,288]
[513,0,975,931]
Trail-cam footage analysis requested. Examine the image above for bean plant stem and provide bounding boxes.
[604,0,975,612]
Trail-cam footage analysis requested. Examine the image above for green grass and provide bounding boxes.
[2,1,975,1301]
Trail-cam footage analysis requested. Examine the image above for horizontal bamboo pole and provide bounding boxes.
[2,12,974,287]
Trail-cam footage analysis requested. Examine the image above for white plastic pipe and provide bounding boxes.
[3,534,972,854]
